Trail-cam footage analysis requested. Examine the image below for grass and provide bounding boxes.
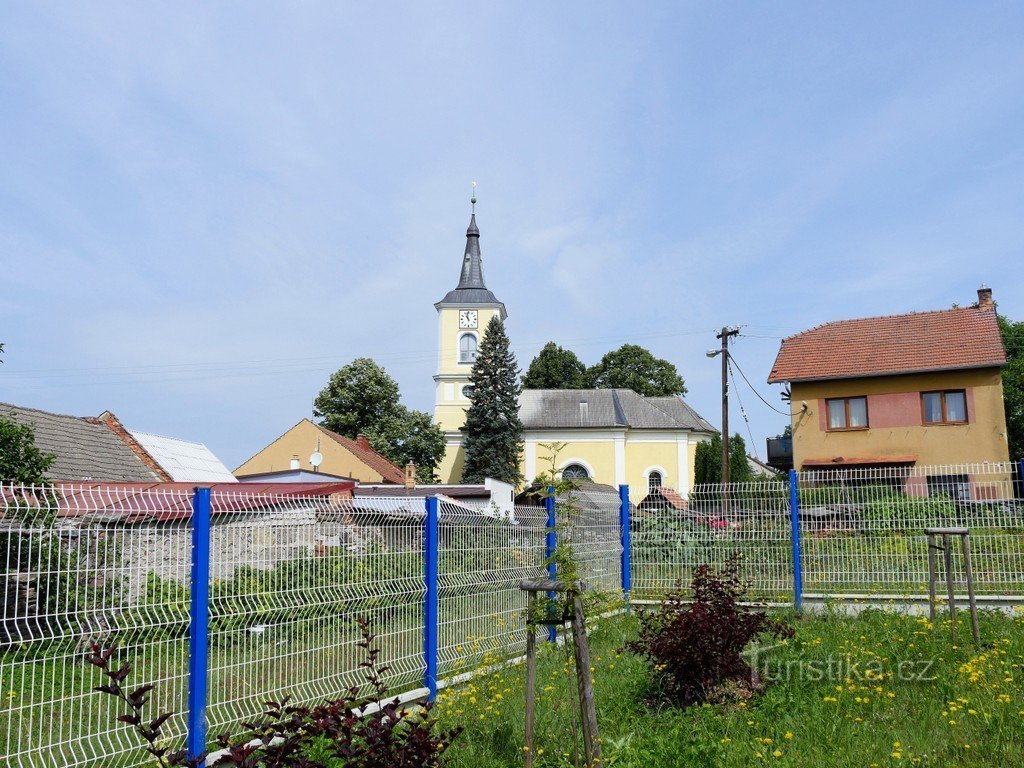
[434,607,1024,767]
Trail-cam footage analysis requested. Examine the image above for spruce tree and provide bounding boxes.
[461,316,524,485]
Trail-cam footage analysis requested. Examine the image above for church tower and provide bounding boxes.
[434,194,507,483]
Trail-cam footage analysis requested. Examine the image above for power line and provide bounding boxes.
[727,352,793,417]
[727,357,760,460]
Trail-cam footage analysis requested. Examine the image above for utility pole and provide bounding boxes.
[709,327,740,513]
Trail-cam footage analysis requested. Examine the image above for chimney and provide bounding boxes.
[290,455,300,471]
[977,284,994,311]
[356,434,371,450]
[405,462,416,489]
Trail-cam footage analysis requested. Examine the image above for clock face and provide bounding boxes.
[458,310,478,329]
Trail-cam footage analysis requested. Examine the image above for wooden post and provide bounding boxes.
[961,534,981,647]
[926,532,937,623]
[571,594,601,767]
[524,592,538,768]
[942,533,957,645]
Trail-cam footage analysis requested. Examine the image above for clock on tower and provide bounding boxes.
[459,310,478,329]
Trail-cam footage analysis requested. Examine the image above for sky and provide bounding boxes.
[2,2,1023,470]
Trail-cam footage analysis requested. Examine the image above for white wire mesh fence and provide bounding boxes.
[0,484,623,767]
[2,465,1022,765]
[1,484,195,768]
[436,500,548,679]
[796,462,1024,599]
[630,479,793,602]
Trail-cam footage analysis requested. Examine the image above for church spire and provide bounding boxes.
[435,186,506,318]
[458,182,485,290]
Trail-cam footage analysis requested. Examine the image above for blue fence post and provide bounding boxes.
[788,469,803,614]
[618,484,631,607]
[424,496,440,701]
[544,487,557,643]
[187,487,212,765]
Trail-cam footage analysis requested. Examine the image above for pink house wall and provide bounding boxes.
[816,388,976,431]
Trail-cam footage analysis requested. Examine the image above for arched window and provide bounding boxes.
[562,464,590,481]
[648,471,664,492]
[459,334,478,363]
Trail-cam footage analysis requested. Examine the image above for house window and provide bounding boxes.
[922,390,967,425]
[562,464,589,481]
[459,333,478,363]
[648,471,663,492]
[826,396,868,430]
[461,385,474,399]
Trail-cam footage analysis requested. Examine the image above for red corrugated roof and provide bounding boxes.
[768,306,1005,383]
[1,481,356,523]
[314,425,406,484]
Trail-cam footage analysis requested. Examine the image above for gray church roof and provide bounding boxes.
[0,403,161,482]
[436,213,507,315]
[519,389,715,432]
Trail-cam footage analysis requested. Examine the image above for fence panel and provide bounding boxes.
[0,484,195,768]
[436,499,548,680]
[630,480,793,602]
[798,462,1024,599]
[204,491,426,736]
[557,485,623,596]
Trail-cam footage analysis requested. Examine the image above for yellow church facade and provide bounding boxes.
[434,207,715,498]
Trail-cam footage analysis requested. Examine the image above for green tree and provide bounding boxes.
[999,315,1024,460]
[694,433,722,485]
[693,433,752,484]
[728,433,754,484]
[314,358,401,438]
[587,344,686,397]
[462,316,524,485]
[0,417,54,484]
[522,342,589,389]
[314,358,445,479]
[364,406,445,483]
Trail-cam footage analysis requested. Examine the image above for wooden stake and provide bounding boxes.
[961,534,981,647]
[571,594,601,766]
[943,533,957,646]
[524,592,538,768]
[926,532,937,623]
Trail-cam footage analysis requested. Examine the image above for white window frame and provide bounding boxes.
[457,332,479,365]
[559,458,595,481]
[644,465,668,492]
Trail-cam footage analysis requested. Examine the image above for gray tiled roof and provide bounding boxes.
[519,389,715,432]
[0,403,161,482]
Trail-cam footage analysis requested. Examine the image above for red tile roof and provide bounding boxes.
[768,306,1005,383]
[314,424,406,484]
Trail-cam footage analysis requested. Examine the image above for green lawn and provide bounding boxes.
[434,608,1024,767]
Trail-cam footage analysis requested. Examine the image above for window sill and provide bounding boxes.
[825,427,870,433]
[923,421,969,427]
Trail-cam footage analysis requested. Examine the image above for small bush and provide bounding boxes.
[625,555,793,706]
[86,616,461,767]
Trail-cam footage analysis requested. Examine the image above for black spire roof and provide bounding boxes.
[436,211,506,316]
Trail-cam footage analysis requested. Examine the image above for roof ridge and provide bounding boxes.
[0,401,95,422]
[780,305,989,343]
[315,424,406,483]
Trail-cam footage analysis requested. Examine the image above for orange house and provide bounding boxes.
[768,286,1010,475]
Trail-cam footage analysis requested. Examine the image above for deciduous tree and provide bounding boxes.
[999,315,1024,460]
[314,358,444,479]
[364,407,445,483]
[0,418,54,484]
[587,344,686,397]
[314,358,401,438]
[522,342,589,389]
